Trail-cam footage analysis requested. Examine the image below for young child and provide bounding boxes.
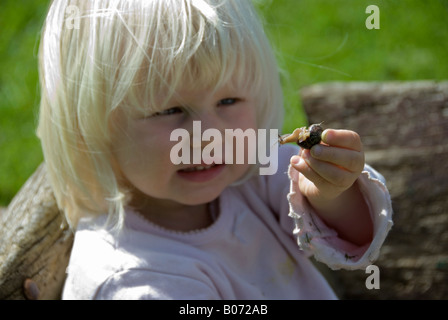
[37,0,392,299]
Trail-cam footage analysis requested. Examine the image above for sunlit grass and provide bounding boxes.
[1,0,447,206]
[258,0,448,130]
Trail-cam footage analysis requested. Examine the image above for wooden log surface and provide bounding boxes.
[301,80,448,299]
[1,80,447,299]
[0,164,73,300]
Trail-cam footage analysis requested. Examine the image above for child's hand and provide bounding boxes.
[290,129,365,202]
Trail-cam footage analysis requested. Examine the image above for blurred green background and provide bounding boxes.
[0,0,447,207]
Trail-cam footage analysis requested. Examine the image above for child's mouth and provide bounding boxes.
[180,164,216,172]
[177,163,225,182]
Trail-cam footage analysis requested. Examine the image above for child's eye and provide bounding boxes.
[218,98,239,106]
[153,106,183,117]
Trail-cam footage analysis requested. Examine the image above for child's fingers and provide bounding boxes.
[321,129,363,152]
[302,150,357,187]
[310,144,365,173]
[291,154,346,197]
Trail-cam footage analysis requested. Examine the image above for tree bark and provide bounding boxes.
[0,164,73,300]
[301,80,448,299]
[1,81,446,299]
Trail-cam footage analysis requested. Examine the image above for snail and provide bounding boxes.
[278,123,324,149]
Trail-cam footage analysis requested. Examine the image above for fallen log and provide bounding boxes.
[301,80,448,299]
[1,80,447,299]
[0,164,73,300]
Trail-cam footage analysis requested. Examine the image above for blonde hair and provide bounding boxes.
[37,0,284,230]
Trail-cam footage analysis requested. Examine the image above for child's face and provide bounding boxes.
[111,84,257,213]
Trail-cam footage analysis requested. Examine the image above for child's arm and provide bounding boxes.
[290,129,373,246]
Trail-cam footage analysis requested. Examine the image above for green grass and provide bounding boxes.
[0,0,50,206]
[257,0,448,129]
[1,0,447,206]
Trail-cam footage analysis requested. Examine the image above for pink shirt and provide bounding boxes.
[62,144,393,299]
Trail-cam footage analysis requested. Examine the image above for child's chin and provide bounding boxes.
[177,188,223,207]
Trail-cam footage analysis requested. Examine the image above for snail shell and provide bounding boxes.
[278,123,323,149]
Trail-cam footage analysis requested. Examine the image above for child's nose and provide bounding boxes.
[187,114,225,148]
[191,112,226,132]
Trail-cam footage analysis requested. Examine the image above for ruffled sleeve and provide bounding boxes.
[287,164,393,270]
